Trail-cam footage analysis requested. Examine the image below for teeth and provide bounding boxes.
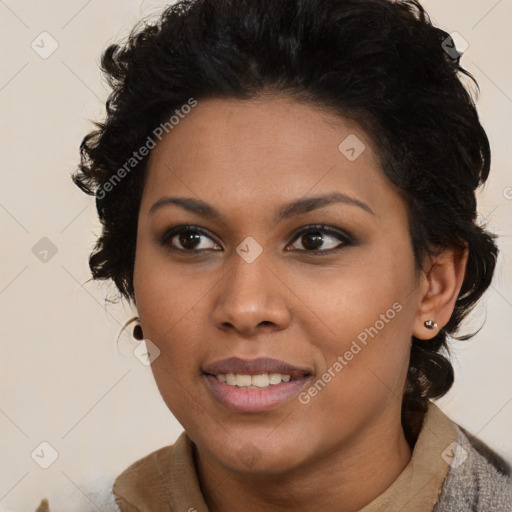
[269,373,283,385]
[215,372,293,388]
[236,374,252,387]
[252,374,269,387]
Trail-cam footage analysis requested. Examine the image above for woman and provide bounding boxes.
[39,0,511,510]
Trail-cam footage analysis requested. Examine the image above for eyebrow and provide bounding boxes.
[148,192,375,222]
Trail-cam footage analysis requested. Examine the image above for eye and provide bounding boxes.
[161,225,221,252]
[286,225,351,254]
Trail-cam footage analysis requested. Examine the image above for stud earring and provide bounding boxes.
[424,319,438,330]
[133,322,144,340]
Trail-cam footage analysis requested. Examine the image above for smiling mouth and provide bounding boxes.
[202,356,312,385]
[201,357,313,412]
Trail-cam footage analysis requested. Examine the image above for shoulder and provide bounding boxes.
[114,442,175,481]
[112,431,208,512]
[434,426,512,511]
[112,440,178,511]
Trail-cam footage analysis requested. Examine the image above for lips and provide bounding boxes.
[202,356,313,413]
[202,356,312,379]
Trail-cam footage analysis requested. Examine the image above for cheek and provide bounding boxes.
[298,292,412,434]
[311,249,413,349]
[311,293,410,396]
[302,244,415,406]
[133,256,211,410]
[133,241,211,339]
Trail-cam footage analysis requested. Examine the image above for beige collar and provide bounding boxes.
[113,401,458,512]
[358,402,458,511]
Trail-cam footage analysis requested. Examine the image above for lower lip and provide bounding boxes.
[204,374,310,413]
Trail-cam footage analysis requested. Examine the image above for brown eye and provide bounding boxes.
[161,226,221,252]
[287,225,351,253]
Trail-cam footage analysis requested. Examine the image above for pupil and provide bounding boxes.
[180,232,201,249]
[303,232,323,250]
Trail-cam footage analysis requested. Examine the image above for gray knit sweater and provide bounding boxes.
[433,427,512,511]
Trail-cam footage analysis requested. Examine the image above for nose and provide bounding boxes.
[211,252,292,337]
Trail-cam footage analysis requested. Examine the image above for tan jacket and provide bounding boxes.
[112,402,461,511]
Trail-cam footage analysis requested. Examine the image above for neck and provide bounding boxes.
[194,413,413,512]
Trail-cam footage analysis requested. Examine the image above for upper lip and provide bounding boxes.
[202,357,312,379]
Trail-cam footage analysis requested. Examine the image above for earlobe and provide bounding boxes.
[412,245,469,340]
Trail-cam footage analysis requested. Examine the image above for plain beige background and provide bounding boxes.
[1,0,511,510]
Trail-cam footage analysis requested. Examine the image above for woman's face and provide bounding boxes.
[133,96,423,473]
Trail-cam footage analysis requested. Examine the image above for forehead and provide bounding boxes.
[141,96,403,220]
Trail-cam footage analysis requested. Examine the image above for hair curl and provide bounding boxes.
[73,0,499,446]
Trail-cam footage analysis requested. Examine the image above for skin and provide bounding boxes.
[133,96,468,512]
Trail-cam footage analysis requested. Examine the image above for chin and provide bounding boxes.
[198,429,313,476]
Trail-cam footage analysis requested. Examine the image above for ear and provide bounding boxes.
[412,245,469,340]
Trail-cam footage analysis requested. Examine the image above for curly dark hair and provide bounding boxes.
[72,0,499,445]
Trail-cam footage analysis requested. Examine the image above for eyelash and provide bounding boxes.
[159,224,353,255]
